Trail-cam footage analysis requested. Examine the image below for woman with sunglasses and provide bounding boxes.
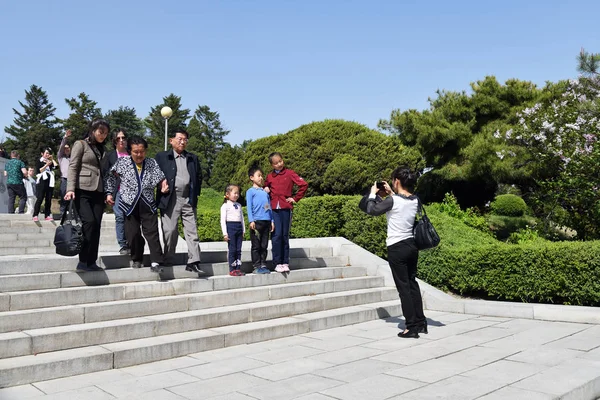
[103,129,130,255]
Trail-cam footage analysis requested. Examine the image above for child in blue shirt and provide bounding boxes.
[246,165,274,274]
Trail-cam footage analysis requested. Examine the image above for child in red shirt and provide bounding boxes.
[264,152,308,272]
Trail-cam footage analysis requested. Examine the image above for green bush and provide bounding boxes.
[418,241,600,306]
[290,195,354,238]
[486,214,537,240]
[490,194,527,217]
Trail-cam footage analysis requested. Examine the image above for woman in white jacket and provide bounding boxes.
[365,166,427,339]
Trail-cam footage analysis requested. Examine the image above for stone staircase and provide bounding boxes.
[0,213,400,388]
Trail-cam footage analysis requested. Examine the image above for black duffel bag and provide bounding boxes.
[54,199,83,256]
[413,197,440,250]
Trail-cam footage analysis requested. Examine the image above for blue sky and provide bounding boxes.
[1,0,598,145]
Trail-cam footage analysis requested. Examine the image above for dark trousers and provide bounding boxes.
[59,178,68,214]
[250,220,271,268]
[387,238,426,331]
[226,221,243,270]
[125,200,164,264]
[74,189,104,266]
[271,209,291,265]
[33,179,53,218]
[7,184,26,214]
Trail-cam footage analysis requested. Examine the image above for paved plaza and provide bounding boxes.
[2,310,599,400]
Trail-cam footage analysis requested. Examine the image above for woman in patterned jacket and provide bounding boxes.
[105,136,169,271]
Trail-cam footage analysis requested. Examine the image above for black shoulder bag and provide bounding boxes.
[54,199,83,256]
[413,197,440,250]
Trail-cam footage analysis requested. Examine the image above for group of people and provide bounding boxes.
[3,147,62,218]
[219,153,308,276]
[38,119,309,280]
[61,120,204,273]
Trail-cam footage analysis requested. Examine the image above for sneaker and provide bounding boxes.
[229,269,245,276]
[275,264,285,273]
[253,266,271,274]
[150,262,162,273]
[32,216,39,222]
[131,261,143,269]
[119,246,130,256]
[45,216,54,221]
[282,264,290,272]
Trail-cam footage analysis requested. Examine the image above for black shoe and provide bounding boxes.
[131,261,143,269]
[87,264,104,271]
[398,329,420,339]
[186,262,204,274]
[417,325,428,334]
[150,263,163,273]
[119,246,130,256]
[185,263,199,273]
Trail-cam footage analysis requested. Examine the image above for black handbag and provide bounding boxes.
[54,199,83,256]
[413,197,440,250]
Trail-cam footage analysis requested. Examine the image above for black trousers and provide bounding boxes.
[125,200,164,264]
[59,178,68,214]
[387,238,426,331]
[74,189,104,266]
[33,179,53,218]
[7,184,26,214]
[250,220,271,269]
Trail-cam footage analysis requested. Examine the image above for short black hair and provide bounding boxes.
[41,147,53,154]
[248,164,263,177]
[171,129,189,139]
[127,136,148,153]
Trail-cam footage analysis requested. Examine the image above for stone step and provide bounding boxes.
[0,300,401,387]
[0,276,385,333]
[0,247,334,275]
[1,266,365,311]
[0,226,116,235]
[0,287,398,358]
[0,255,348,292]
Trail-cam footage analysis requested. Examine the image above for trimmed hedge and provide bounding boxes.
[419,241,600,306]
[490,194,528,217]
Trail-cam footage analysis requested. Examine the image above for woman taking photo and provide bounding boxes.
[365,166,427,338]
[64,119,109,272]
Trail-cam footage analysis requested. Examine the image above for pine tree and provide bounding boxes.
[193,105,230,186]
[578,48,600,76]
[4,85,62,166]
[144,94,190,156]
[186,116,209,184]
[61,92,103,140]
[105,106,145,138]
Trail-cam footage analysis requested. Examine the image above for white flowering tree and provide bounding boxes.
[497,51,600,238]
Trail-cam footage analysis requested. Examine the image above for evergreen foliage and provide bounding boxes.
[144,94,190,156]
[231,120,422,195]
[104,106,145,137]
[4,84,62,166]
[61,92,103,140]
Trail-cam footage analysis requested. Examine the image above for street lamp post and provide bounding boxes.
[160,106,173,151]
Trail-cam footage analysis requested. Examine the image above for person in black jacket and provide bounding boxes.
[155,129,203,272]
[102,129,129,255]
